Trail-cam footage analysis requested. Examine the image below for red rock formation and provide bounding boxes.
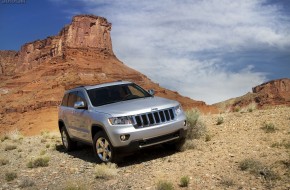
[0,50,18,75]
[0,14,218,134]
[252,78,290,106]
[214,78,290,111]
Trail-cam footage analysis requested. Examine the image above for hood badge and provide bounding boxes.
[151,108,158,111]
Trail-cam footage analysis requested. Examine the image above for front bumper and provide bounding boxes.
[114,128,187,154]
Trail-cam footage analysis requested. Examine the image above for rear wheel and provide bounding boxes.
[60,127,77,151]
[93,131,117,163]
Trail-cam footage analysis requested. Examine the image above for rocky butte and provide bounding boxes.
[0,14,217,135]
[214,78,290,111]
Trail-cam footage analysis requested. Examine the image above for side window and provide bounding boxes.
[67,92,78,107]
[77,91,88,107]
[128,85,143,97]
[61,93,69,106]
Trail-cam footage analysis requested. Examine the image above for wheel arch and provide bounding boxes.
[58,119,65,132]
[91,124,106,140]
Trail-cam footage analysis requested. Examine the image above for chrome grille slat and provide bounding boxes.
[133,108,175,128]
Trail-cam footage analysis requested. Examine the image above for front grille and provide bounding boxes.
[132,108,175,128]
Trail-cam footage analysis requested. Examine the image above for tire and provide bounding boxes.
[60,127,77,151]
[93,131,117,163]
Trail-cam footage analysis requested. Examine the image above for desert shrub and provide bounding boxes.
[40,150,46,155]
[19,178,35,188]
[156,180,174,190]
[271,140,290,149]
[0,158,9,165]
[5,129,23,142]
[261,122,277,133]
[46,144,50,148]
[179,176,190,187]
[95,163,118,179]
[186,109,206,140]
[205,134,211,142]
[5,144,17,151]
[5,171,17,181]
[234,106,240,112]
[216,116,224,125]
[27,156,50,168]
[0,135,9,142]
[41,138,47,143]
[239,158,279,181]
[220,177,234,187]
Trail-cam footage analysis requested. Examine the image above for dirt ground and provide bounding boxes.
[0,106,289,189]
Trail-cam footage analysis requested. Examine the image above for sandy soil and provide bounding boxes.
[0,106,289,189]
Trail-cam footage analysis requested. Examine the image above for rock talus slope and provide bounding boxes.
[0,15,217,135]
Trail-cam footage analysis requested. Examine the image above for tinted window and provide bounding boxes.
[67,92,78,107]
[61,93,69,106]
[87,83,151,107]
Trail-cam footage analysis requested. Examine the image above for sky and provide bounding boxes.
[0,0,289,104]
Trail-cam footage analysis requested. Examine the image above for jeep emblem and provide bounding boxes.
[151,108,158,111]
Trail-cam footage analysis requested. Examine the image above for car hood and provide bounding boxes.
[92,96,178,116]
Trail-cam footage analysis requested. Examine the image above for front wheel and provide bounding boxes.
[93,131,117,163]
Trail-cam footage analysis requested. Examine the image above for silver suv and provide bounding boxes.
[58,81,187,163]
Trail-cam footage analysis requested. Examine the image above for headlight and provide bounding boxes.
[108,116,132,125]
[174,104,182,115]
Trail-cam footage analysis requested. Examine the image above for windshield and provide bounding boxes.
[87,83,152,107]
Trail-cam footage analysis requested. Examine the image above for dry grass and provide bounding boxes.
[185,109,207,140]
[19,178,35,188]
[179,176,190,187]
[5,171,17,181]
[95,163,118,179]
[220,177,235,187]
[27,156,50,168]
[261,122,277,133]
[156,180,174,190]
[239,158,280,181]
[216,116,224,125]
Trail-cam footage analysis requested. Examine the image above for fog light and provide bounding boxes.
[183,120,187,126]
[120,134,130,141]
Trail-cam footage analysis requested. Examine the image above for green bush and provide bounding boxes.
[156,180,174,190]
[179,176,190,187]
[27,156,50,168]
[216,116,224,125]
[239,158,279,180]
[185,109,206,140]
[5,171,17,181]
[261,122,277,133]
[95,163,118,179]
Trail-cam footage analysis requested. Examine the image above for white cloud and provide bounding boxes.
[53,0,290,104]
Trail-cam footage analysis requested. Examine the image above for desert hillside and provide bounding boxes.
[0,106,289,189]
[0,14,217,136]
[215,78,290,112]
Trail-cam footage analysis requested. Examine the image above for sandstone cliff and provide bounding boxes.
[214,78,290,111]
[0,14,217,134]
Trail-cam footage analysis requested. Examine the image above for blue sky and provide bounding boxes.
[0,0,289,104]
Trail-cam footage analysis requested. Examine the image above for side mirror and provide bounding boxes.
[74,101,86,109]
[148,89,155,96]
